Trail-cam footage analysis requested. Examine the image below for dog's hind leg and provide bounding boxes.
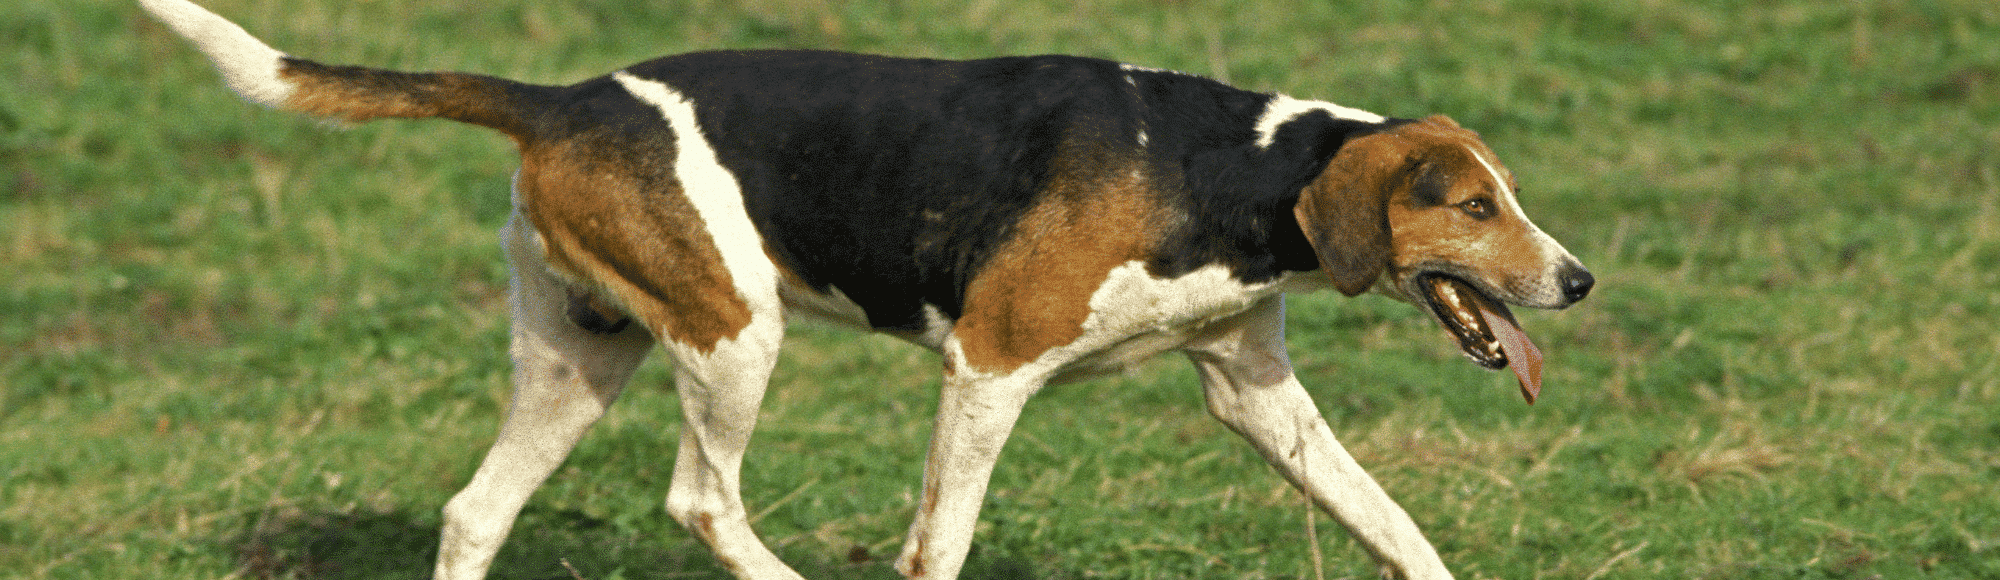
[658,305,797,579]
[435,213,655,580]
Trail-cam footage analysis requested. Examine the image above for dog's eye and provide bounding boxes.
[1459,198,1496,219]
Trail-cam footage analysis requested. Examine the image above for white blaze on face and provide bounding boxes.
[1463,144,1580,307]
[1463,145,1528,226]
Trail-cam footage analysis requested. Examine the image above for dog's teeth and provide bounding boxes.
[1430,278,1486,337]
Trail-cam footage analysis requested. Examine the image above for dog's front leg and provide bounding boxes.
[895,362,1042,579]
[1182,297,1454,580]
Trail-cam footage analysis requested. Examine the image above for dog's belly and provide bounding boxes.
[1042,326,1201,384]
[777,261,1333,382]
[780,284,1203,384]
[777,278,955,350]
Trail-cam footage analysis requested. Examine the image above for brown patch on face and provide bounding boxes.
[1301,116,1569,399]
[1294,115,1552,302]
[952,147,1163,374]
[1376,117,1551,303]
[518,130,753,354]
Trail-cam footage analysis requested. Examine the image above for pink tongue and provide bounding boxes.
[1478,305,1544,404]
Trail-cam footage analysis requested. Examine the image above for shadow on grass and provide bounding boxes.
[233,506,1051,580]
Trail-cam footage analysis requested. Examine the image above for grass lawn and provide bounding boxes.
[4,0,1997,578]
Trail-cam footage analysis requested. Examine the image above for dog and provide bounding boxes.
[140,1,1593,578]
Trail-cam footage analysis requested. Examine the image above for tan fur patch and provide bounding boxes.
[952,148,1163,373]
[1292,133,1401,296]
[277,60,533,140]
[1295,115,1550,299]
[518,131,753,353]
[1377,117,1552,297]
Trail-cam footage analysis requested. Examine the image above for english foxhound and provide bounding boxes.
[141,1,1594,578]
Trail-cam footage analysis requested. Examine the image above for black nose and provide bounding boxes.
[1560,265,1595,303]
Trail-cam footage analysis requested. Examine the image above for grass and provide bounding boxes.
[4,0,1998,578]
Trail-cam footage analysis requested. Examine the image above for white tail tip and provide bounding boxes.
[140,0,295,107]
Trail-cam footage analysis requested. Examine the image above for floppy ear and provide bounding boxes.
[1422,113,1463,130]
[1293,132,1410,296]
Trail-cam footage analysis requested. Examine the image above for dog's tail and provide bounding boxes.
[140,0,544,141]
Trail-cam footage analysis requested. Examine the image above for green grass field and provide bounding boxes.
[5,0,1998,578]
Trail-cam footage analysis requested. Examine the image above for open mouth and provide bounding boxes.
[1414,273,1546,403]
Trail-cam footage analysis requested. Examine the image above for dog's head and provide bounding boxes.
[1293,115,1592,401]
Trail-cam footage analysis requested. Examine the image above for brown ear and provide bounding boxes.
[1293,132,1408,296]
[1422,113,1463,130]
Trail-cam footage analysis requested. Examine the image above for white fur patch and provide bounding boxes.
[1119,62,1189,76]
[1464,145,1512,199]
[1464,144,1545,239]
[612,72,780,316]
[970,261,1290,383]
[1254,95,1386,149]
[140,0,294,108]
[1463,145,1581,307]
[1083,261,1272,335]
